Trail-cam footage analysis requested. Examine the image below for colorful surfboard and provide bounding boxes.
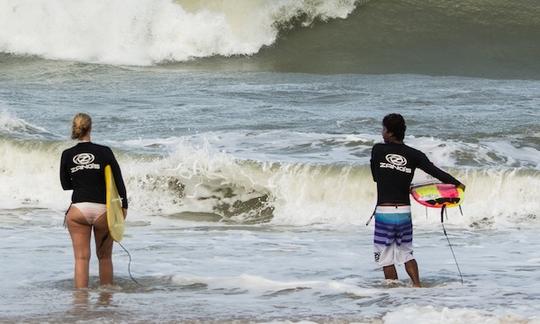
[105,165,124,242]
[411,182,465,283]
[410,182,464,208]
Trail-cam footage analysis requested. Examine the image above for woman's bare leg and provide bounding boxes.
[66,207,92,289]
[94,212,114,286]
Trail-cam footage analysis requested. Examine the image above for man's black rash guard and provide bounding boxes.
[370,143,461,205]
[60,142,128,209]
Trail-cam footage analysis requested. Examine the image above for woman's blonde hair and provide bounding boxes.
[71,113,92,140]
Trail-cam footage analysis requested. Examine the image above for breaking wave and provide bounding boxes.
[1,0,539,77]
[0,0,358,66]
[0,133,538,228]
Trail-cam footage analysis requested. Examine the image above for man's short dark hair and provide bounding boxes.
[383,113,406,141]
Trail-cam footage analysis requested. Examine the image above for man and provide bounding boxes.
[370,113,464,287]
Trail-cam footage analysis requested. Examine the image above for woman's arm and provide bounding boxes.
[107,148,128,209]
[60,151,73,190]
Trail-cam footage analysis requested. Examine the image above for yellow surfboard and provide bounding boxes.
[105,165,124,242]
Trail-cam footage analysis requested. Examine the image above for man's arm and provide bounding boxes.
[417,152,463,188]
[370,146,378,182]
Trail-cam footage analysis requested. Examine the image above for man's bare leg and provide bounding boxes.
[405,259,421,287]
[383,265,398,280]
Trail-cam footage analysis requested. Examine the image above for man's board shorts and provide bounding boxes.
[373,205,414,266]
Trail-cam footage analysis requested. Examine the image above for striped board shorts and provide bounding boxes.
[373,205,415,267]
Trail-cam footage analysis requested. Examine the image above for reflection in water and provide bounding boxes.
[71,288,113,313]
[97,291,113,306]
[72,289,89,311]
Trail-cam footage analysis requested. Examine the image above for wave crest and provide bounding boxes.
[0,110,51,138]
[0,0,358,65]
[2,0,540,77]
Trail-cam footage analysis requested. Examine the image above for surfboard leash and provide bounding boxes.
[440,206,464,285]
[117,241,142,287]
[365,205,377,226]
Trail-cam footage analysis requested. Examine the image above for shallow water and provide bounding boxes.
[1,208,540,322]
[1,19,540,321]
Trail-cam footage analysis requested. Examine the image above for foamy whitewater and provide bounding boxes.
[0,0,357,65]
[1,0,540,322]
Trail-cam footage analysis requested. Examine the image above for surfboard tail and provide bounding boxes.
[105,165,125,242]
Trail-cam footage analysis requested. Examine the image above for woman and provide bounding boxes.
[60,113,128,288]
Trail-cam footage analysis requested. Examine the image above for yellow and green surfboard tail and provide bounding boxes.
[105,165,125,242]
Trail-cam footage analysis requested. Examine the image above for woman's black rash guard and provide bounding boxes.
[60,142,128,209]
[370,143,461,205]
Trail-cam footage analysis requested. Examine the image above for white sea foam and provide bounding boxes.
[0,111,538,227]
[383,305,535,324]
[0,0,357,65]
[171,273,379,296]
[115,133,540,228]
[0,136,539,228]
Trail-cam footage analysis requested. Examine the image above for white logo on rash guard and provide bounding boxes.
[385,154,407,166]
[71,153,100,173]
[73,153,95,165]
[380,153,412,173]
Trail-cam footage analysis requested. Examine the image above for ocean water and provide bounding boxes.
[1,0,540,323]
